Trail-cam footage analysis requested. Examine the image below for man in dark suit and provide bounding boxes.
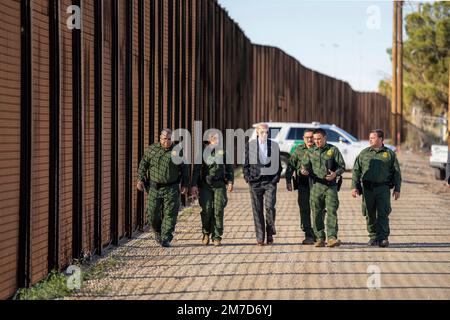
[243,123,282,246]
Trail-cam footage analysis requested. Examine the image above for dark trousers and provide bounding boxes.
[297,185,315,239]
[249,181,277,242]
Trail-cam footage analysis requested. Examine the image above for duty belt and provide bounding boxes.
[312,176,337,187]
[149,179,180,190]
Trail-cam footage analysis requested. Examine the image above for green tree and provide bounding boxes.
[378,78,392,99]
[380,2,449,116]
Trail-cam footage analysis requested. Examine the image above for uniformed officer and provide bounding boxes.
[351,129,401,248]
[301,128,346,248]
[191,133,234,247]
[136,129,189,248]
[286,129,316,245]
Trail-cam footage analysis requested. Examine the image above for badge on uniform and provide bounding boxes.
[172,151,178,157]
[327,150,333,157]
[383,152,389,158]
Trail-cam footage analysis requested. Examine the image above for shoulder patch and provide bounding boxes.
[383,152,389,158]
[327,149,333,157]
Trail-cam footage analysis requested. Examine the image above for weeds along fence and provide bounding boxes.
[0,0,391,299]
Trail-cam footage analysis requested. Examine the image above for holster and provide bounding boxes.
[336,176,343,192]
[205,173,225,187]
[142,177,150,193]
[292,175,299,190]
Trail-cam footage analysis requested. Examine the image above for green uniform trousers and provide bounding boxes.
[310,183,339,240]
[146,185,181,243]
[199,185,228,241]
[362,185,391,241]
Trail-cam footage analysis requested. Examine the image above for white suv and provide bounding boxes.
[429,144,448,180]
[250,122,396,177]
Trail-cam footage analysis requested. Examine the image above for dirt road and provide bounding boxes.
[71,151,450,300]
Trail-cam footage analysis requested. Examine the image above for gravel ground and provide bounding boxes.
[69,151,450,300]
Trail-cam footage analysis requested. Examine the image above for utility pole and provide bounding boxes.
[391,1,398,145]
[396,1,403,145]
[446,58,450,185]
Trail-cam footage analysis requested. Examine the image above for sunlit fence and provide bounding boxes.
[0,0,390,299]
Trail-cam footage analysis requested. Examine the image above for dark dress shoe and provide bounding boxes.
[302,237,315,245]
[267,235,274,245]
[155,233,162,245]
[257,241,265,246]
[161,240,171,248]
[367,239,379,246]
[379,239,389,248]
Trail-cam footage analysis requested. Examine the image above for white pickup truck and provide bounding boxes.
[430,144,449,180]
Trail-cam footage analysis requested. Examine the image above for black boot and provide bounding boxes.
[379,239,389,248]
[161,240,171,248]
[155,233,162,245]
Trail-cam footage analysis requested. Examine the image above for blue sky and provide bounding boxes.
[217,0,418,92]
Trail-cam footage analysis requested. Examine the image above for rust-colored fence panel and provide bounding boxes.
[118,0,126,242]
[59,0,74,268]
[0,0,21,301]
[101,0,112,249]
[0,0,391,298]
[131,0,139,233]
[83,0,95,259]
[30,0,50,285]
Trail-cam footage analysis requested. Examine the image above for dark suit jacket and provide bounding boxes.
[243,139,282,185]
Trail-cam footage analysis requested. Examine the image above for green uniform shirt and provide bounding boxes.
[301,143,346,179]
[191,149,234,187]
[285,143,311,184]
[137,143,189,187]
[351,145,402,192]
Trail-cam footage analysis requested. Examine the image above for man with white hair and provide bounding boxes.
[243,123,282,246]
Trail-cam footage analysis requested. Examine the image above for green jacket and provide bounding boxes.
[351,146,402,192]
[137,143,189,187]
[285,143,311,184]
[301,143,346,179]
[192,149,234,188]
